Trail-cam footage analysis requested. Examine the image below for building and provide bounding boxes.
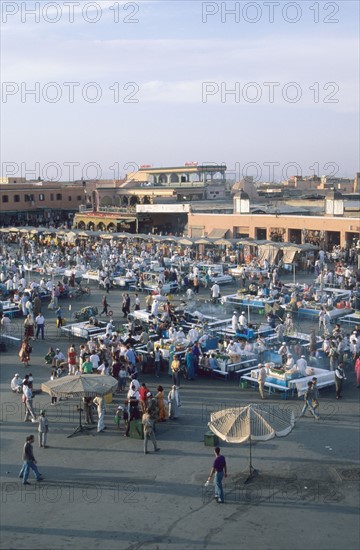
[0,180,85,226]
[74,163,228,232]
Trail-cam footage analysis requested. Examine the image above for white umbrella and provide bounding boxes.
[42,374,118,398]
[209,404,295,482]
[42,374,118,437]
[178,237,194,246]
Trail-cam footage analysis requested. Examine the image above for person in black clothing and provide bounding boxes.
[100,296,109,316]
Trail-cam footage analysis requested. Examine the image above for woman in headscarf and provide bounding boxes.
[24,314,35,340]
[156,385,167,422]
[19,337,32,368]
[168,385,181,420]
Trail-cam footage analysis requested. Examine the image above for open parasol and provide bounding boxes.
[209,404,295,483]
[178,237,194,246]
[42,374,118,437]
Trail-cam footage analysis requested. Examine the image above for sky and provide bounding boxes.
[1,0,359,182]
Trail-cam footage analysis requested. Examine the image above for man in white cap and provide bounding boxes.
[53,348,65,367]
[188,324,199,344]
[231,312,238,333]
[285,353,295,371]
[296,355,307,376]
[278,342,289,365]
[11,373,22,393]
[210,282,220,304]
[238,311,247,331]
[151,298,159,317]
[226,339,241,363]
[257,363,267,399]
[106,319,115,334]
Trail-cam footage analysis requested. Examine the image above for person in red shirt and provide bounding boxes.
[354,355,360,388]
[67,345,77,375]
[138,383,150,413]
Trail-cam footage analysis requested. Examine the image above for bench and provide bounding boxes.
[211,369,229,381]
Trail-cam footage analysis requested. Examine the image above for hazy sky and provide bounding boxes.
[1,0,359,181]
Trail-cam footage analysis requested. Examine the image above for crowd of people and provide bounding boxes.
[1,230,360,487]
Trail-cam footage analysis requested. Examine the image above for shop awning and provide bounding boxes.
[207,228,228,239]
[281,247,298,264]
[257,243,280,264]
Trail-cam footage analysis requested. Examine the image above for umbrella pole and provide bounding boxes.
[244,436,258,484]
[67,398,96,438]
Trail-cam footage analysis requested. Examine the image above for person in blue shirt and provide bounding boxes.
[185,347,195,380]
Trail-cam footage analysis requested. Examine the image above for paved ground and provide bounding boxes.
[0,274,359,550]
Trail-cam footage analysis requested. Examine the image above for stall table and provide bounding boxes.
[61,321,108,339]
[0,301,21,318]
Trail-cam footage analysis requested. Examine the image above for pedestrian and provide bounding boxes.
[83,397,95,424]
[354,355,360,388]
[93,395,106,432]
[19,435,44,485]
[119,364,127,392]
[168,385,181,419]
[50,369,58,405]
[38,410,49,448]
[35,312,45,340]
[299,381,320,419]
[335,363,346,399]
[122,293,131,318]
[142,410,160,454]
[154,346,162,378]
[257,363,267,399]
[210,282,220,304]
[67,344,77,375]
[56,306,63,328]
[100,295,109,316]
[1,313,11,334]
[23,381,37,422]
[114,405,123,430]
[192,341,202,375]
[206,447,227,504]
[19,337,32,368]
[171,355,181,387]
[311,377,320,411]
[134,293,141,311]
[104,275,111,293]
[24,314,35,340]
[193,274,199,294]
[185,347,195,380]
[156,385,167,422]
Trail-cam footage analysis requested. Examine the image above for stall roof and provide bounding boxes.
[207,228,228,239]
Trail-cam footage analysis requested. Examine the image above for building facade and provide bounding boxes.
[0,181,85,226]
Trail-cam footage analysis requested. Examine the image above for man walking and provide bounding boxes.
[207,446,227,503]
[19,435,44,485]
[35,312,45,340]
[299,381,320,419]
[38,410,49,448]
[311,377,320,412]
[335,363,346,399]
[100,295,109,316]
[142,410,160,454]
